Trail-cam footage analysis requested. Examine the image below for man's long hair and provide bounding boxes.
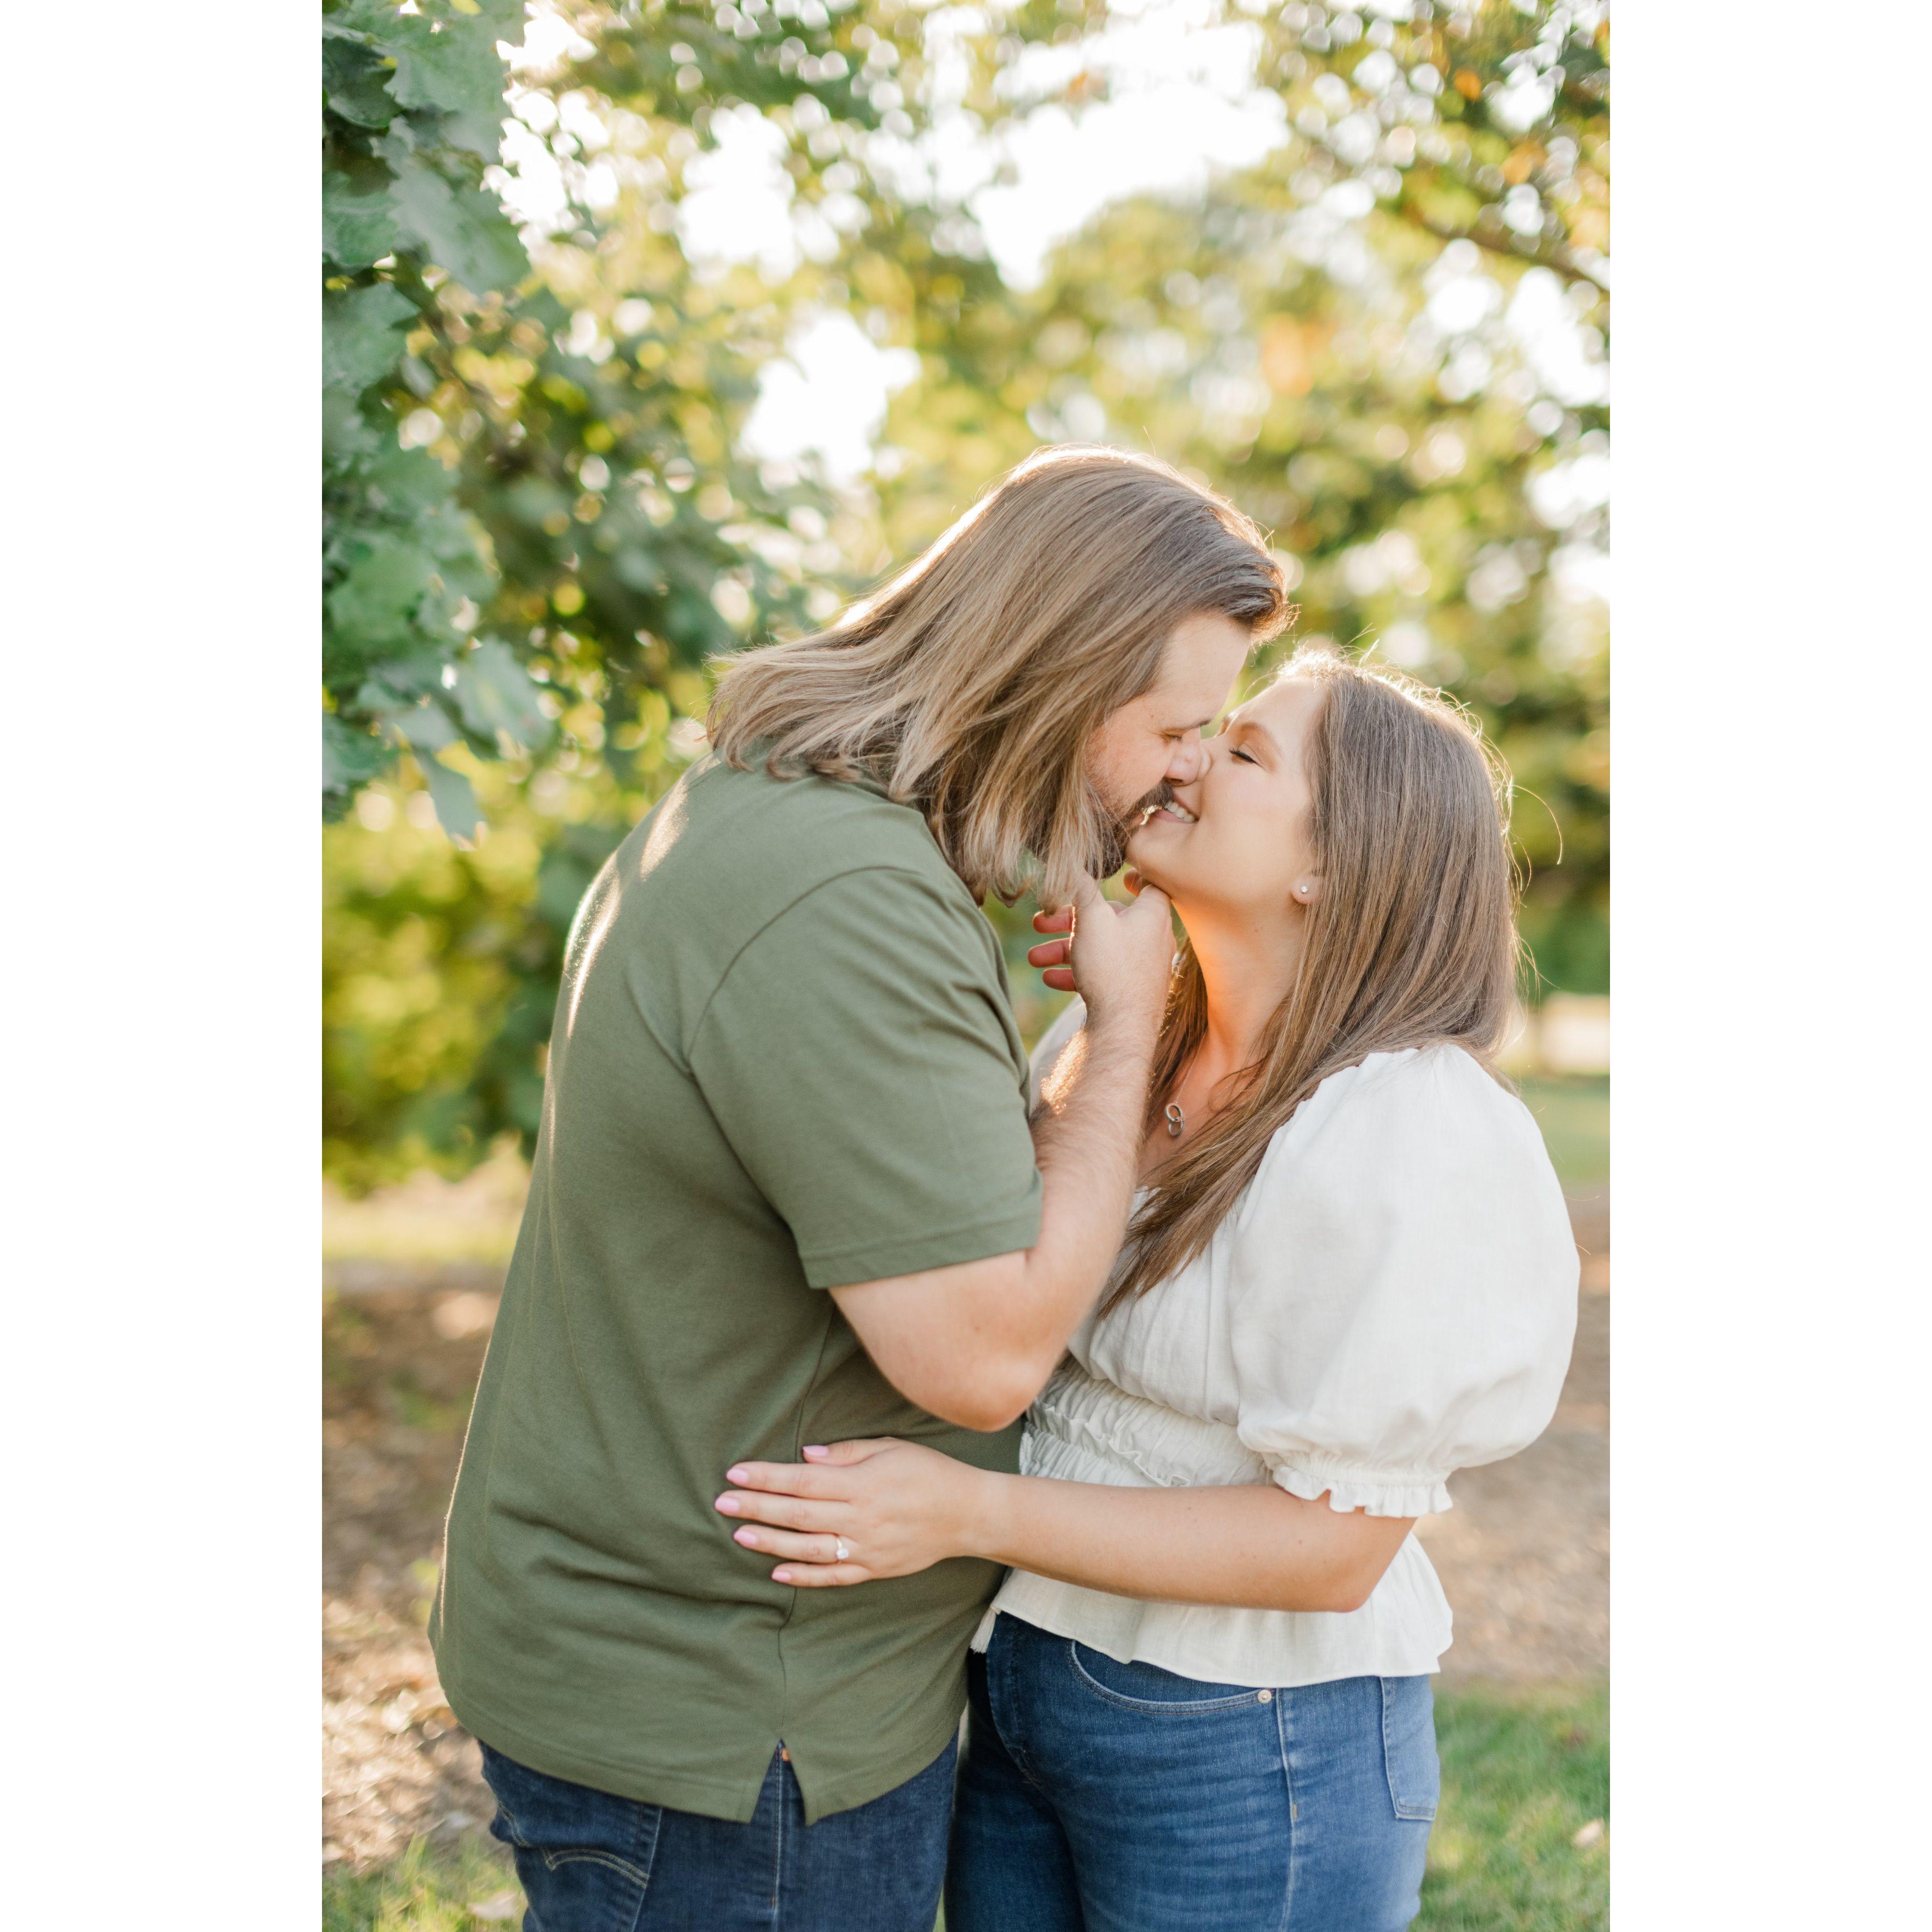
[706,446,1289,906]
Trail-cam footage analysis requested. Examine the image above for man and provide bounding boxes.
[432,446,1288,1929]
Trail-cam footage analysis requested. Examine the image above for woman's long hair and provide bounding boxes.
[1101,645,1522,1310]
[706,446,1289,907]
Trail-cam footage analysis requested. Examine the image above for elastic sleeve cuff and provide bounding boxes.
[1267,1453,1453,1518]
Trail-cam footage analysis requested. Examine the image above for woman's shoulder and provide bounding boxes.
[1225,1044,1573,1319]
[1253,1041,1556,1208]
[1301,1040,1527,1133]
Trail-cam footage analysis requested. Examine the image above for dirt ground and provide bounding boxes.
[323,1276,504,1867]
[322,1195,1608,1867]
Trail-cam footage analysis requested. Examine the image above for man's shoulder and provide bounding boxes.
[582,758,1003,1056]
[652,755,960,898]
[704,755,943,853]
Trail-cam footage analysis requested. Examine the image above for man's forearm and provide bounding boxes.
[826,1010,1156,1432]
[964,1471,1415,1615]
[1003,1013,1158,1381]
[827,880,1172,1433]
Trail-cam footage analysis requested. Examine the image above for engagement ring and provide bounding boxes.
[834,1537,851,1563]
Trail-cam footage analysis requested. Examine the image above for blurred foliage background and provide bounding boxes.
[324,0,1608,1190]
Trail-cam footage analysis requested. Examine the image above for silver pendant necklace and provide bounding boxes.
[1164,1102,1185,1140]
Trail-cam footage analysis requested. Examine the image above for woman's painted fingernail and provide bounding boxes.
[772,1568,793,1583]
[734,1528,759,1546]
[716,1495,740,1515]
[802,1445,828,1459]
[725,1466,749,1485]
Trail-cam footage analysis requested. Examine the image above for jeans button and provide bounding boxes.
[1257,1689,1274,1703]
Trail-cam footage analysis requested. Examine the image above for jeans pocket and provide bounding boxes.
[1379,1677,1440,1822]
[1066,1640,1270,1715]
[479,1742,662,1908]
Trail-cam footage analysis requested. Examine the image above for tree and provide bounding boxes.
[324,0,542,832]
[324,0,1610,1186]
[861,0,1609,990]
[323,0,1066,1181]
[322,0,942,835]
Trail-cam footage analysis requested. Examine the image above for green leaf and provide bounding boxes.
[323,35,398,129]
[322,384,381,466]
[417,754,482,842]
[323,281,417,395]
[441,102,512,163]
[324,169,399,270]
[327,535,435,646]
[386,15,510,118]
[452,638,551,748]
[325,0,413,41]
[362,442,461,517]
[323,713,394,799]
[355,650,452,703]
[377,12,516,160]
[387,152,526,295]
[381,695,461,754]
[463,0,531,35]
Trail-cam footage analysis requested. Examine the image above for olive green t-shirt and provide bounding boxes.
[430,756,1042,1824]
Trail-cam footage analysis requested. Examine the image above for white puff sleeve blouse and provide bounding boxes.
[973,1002,1580,1689]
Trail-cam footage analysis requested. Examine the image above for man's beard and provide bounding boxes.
[1091,779,1174,879]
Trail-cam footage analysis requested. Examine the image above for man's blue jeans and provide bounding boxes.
[946,1614,1438,1932]
[478,1735,954,1931]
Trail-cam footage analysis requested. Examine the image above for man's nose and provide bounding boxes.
[1166,733,1209,783]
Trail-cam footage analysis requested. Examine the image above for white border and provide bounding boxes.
[8,6,1931,1923]
[1617,2,1930,1919]
[0,7,319,1920]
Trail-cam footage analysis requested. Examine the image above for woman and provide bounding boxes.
[714,646,1579,1931]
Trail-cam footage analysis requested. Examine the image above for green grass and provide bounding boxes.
[1516,1076,1610,1193]
[324,1683,1605,1930]
[323,1837,521,1931]
[322,1145,528,1269]
[1420,1681,1609,1931]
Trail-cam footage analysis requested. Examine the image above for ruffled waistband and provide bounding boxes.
[1024,1362,1267,1490]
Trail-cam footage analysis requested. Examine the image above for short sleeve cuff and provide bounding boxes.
[1267,1452,1452,1518]
[798,1193,1042,1291]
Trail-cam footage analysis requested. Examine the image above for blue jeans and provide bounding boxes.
[477,1736,955,1931]
[947,1615,1437,1932]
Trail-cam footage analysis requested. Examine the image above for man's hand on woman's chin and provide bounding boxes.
[1030,870,1172,1025]
[712,1437,995,1588]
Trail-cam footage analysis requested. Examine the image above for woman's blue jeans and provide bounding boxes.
[946,1615,1438,1932]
